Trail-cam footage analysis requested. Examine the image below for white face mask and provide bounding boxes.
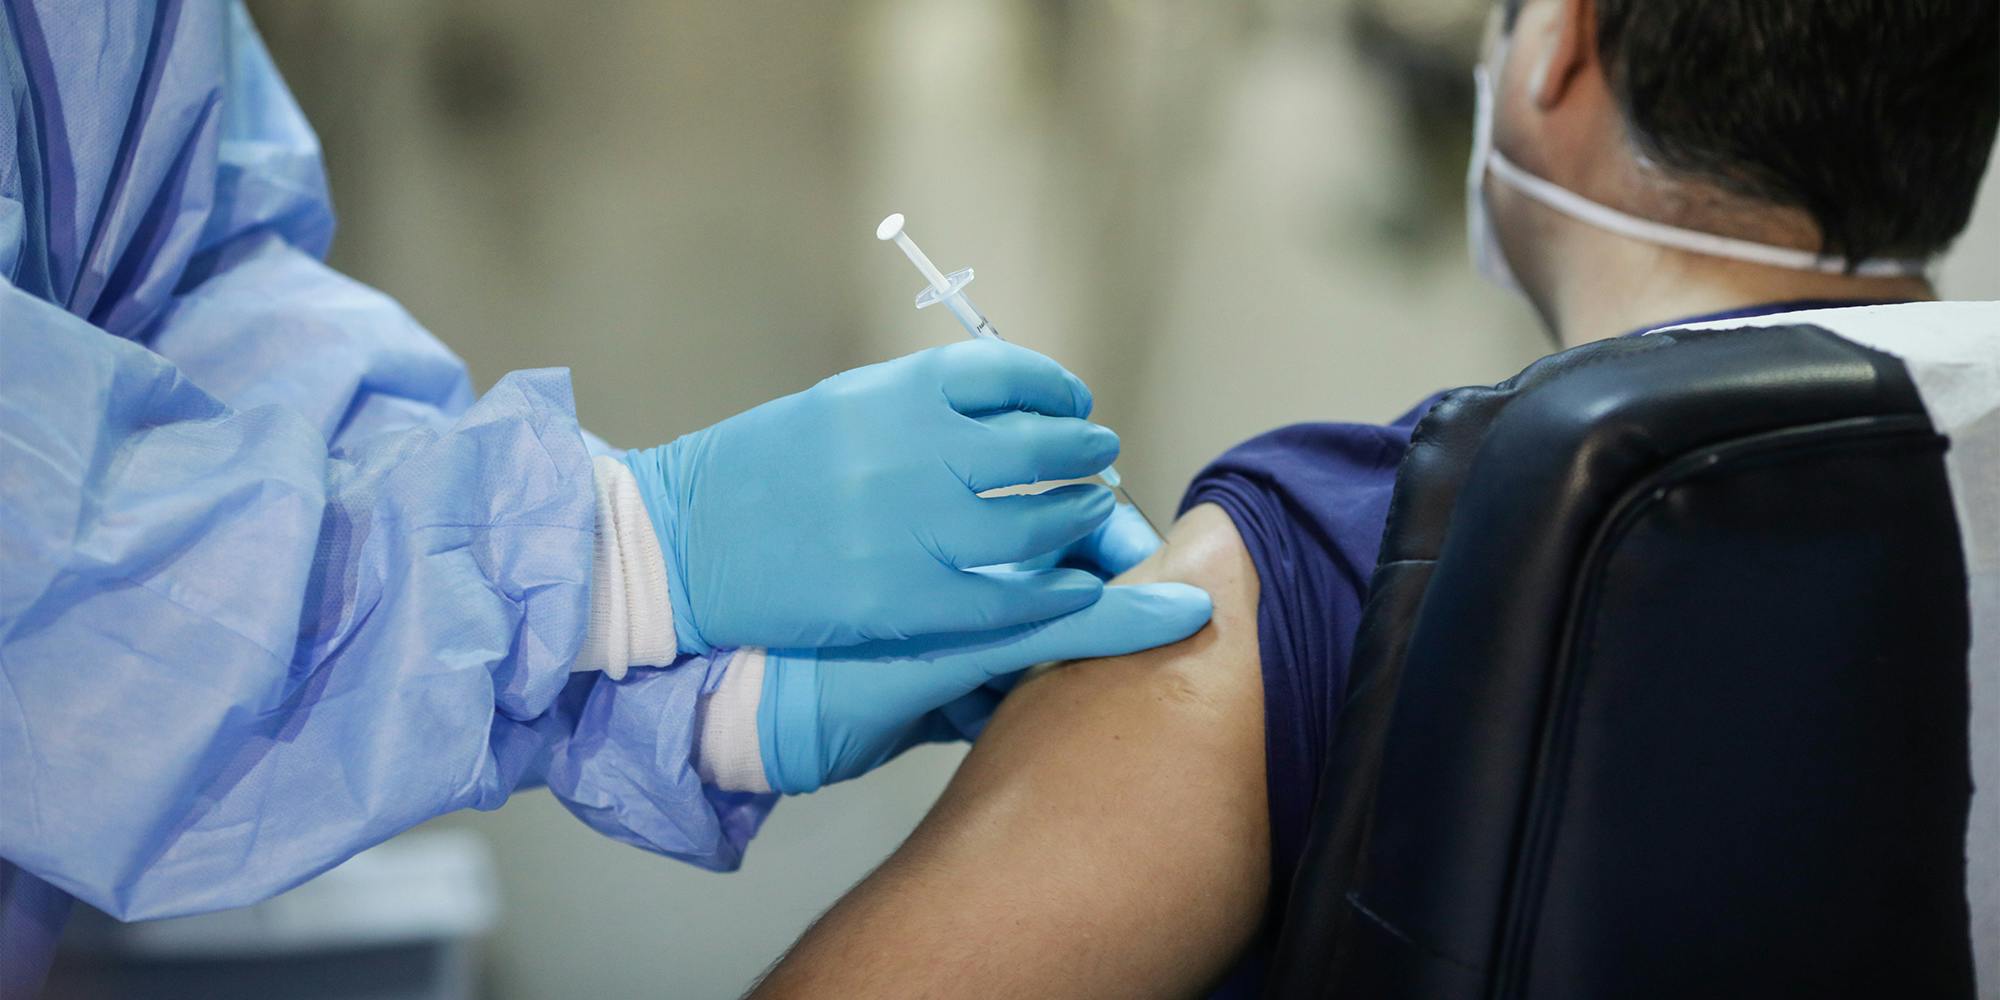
[1465,31,1929,295]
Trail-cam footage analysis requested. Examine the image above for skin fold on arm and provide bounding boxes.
[750,503,1272,999]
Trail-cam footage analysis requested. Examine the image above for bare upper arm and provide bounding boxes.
[751,503,1270,999]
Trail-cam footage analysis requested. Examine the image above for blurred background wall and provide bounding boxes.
[63,1,2000,997]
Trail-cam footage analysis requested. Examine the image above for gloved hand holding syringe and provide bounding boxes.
[876,213,1163,542]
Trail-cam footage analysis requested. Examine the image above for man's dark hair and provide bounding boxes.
[1505,0,1999,261]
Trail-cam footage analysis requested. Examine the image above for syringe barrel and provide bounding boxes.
[879,212,1159,539]
[944,293,1001,341]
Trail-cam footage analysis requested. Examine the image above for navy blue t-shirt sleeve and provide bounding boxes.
[1177,397,1436,894]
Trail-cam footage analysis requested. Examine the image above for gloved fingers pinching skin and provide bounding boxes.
[936,689,1006,742]
[761,581,1214,794]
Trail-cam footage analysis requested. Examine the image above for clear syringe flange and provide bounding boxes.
[875,213,1160,538]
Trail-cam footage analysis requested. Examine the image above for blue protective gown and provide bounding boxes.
[0,2,773,989]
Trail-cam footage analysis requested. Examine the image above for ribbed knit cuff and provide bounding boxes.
[576,455,677,679]
[696,648,770,792]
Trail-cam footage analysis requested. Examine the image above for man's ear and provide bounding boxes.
[1531,0,1597,110]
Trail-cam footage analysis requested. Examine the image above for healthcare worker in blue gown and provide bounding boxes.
[0,2,1207,991]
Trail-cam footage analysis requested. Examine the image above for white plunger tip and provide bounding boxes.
[876,212,954,294]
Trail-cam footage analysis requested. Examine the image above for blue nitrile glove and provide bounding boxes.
[625,340,1125,654]
[759,582,1214,794]
[1015,501,1163,581]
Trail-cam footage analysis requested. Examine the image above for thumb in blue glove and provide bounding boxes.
[757,582,1213,794]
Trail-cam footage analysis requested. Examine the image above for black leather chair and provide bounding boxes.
[1265,324,1976,998]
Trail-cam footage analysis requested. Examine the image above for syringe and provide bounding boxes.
[876,213,1160,537]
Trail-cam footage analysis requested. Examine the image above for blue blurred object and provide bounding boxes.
[760,582,1214,793]
[0,3,769,991]
[623,337,1122,655]
[47,832,499,1000]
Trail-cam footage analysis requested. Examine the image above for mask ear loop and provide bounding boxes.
[1484,150,1930,278]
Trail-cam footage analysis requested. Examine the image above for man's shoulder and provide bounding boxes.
[1180,396,1445,565]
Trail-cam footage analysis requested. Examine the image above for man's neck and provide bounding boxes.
[1540,229,1937,348]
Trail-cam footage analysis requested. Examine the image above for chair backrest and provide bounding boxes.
[1265,322,1978,999]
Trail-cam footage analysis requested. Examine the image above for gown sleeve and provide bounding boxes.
[0,0,770,924]
[0,289,596,920]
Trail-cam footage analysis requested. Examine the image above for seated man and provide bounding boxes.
[750,0,1998,995]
